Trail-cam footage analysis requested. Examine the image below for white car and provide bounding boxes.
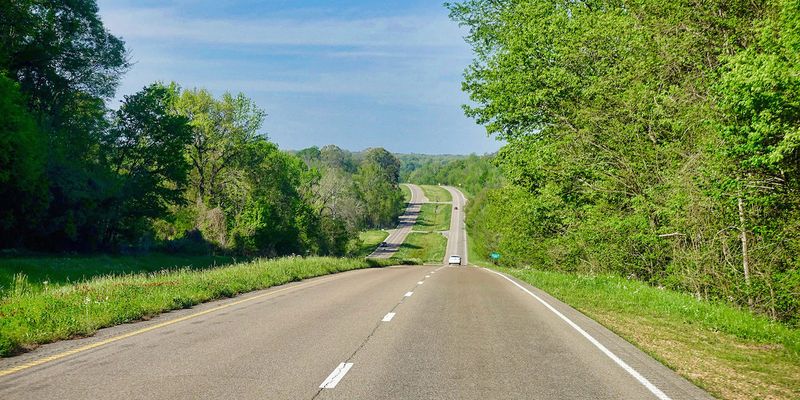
[448,255,462,266]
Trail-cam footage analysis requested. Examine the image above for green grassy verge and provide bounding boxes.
[0,256,396,357]
[492,265,800,400]
[392,232,447,264]
[419,185,452,202]
[351,230,389,258]
[0,254,238,295]
[415,203,452,232]
[401,184,412,203]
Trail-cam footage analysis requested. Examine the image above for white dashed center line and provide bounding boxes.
[319,362,354,389]
[404,291,413,297]
[417,281,424,285]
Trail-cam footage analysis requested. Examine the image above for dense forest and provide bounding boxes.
[398,153,503,196]
[0,1,403,256]
[446,0,800,324]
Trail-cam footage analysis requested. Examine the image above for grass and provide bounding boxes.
[0,253,238,295]
[415,203,452,232]
[351,230,389,258]
[492,265,800,400]
[0,256,398,357]
[391,232,447,264]
[419,185,452,202]
[401,184,412,203]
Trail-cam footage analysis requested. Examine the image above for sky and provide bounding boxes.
[96,0,504,155]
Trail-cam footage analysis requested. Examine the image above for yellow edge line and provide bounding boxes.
[0,274,341,378]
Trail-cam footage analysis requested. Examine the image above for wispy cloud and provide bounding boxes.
[96,1,501,154]
[102,7,466,48]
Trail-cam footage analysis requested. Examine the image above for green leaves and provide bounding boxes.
[451,0,800,323]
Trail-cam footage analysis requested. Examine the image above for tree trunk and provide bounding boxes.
[737,195,753,308]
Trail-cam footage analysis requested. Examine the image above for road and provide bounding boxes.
[368,183,428,258]
[441,185,467,265]
[0,186,711,399]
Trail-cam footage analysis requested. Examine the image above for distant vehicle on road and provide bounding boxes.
[380,241,387,247]
[448,255,462,265]
[454,206,458,210]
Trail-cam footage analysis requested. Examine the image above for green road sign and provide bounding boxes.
[490,252,501,260]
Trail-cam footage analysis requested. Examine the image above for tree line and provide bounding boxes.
[398,153,503,196]
[447,0,800,324]
[0,0,403,256]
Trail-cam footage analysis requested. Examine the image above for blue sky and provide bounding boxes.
[96,0,503,154]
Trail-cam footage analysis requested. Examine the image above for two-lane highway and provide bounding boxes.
[0,186,712,399]
[368,183,428,258]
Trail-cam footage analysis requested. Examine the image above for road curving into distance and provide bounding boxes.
[367,183,428,259]
[0,185,712,399]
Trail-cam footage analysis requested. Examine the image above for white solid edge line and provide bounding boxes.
[382,312,396,322]
[404,291,413,297]
[319,362,354,389]
[485,269,672,400]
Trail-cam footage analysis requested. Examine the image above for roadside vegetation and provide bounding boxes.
[401,184,412,203]
[0,1,404,259]
[391,233,447,264]
[0,256,397,357]
[415,204,452,232]
[419,185,452,203]
[443,0,800,327]
[0,254,237,295]
[490,263,800,400]
[350,230,389,258]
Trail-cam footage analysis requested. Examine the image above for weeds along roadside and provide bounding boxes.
[0,256,416,357]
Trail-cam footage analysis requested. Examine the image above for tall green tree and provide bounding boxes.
[99,83,193,246]
[0,74,48,245]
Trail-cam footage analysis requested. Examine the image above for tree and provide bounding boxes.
[0,73,48,245]
[100,83,193,246]
[363,147,401,184]
[173,88,266,206]
[0,0,128,114]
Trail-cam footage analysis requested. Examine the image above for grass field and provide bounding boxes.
[415,203,452,232]
[0,254,238,295]
[351,230,389,258]
[419,185,452,202]
[392,232,447,264]
[401,184,412,203]
[0,256,398,357]
[486,263,800,400]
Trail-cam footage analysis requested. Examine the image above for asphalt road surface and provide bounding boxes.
[368,183,428,258]
[442,185,467,265]
[0,186,711,400]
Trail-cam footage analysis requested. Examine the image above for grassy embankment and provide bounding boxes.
[469,251,800,399]
[415,203,452,232]
[0,254,237,295]
[351,230,390,258]
[419,185,452,202]
[0,256,397,357]
[391,232,447,264]
[389,185,452,264]
[401,184,412,203]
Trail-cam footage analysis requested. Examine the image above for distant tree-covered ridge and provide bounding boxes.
[398,153,503,196]
[448,0,800,324]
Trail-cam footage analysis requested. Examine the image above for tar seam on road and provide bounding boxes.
[310,267,438,399]
[319,362,354,389]
[382,312,396,322]
[0,272,351,379]
[484,268,672,400]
